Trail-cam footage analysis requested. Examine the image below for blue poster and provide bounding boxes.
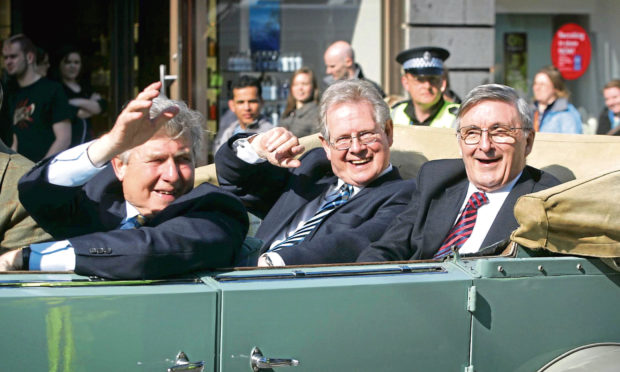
[249,0,281,52]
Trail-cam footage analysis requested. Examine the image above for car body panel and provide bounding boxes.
[0,274,219,371]
[211,263,473,371]
[463,257,620,372]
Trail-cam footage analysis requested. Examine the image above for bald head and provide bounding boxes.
[324,41,355,81]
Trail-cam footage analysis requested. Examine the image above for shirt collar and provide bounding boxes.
[466,170,522,199]
[123,202,141,223]
[334,163,393,196]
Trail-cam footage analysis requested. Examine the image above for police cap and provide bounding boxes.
[396,46,450,76]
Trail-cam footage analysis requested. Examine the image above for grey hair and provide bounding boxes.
[319,79,390,141]
[454,83,532,131]
[119,97,205,163]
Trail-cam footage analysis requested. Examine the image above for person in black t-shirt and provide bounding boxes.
[2,34,71,162]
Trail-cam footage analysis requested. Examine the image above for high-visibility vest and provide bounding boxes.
[391,100,459,128]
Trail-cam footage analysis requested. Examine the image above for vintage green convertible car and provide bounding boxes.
[2,127,620,371]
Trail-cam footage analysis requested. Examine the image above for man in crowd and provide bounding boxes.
[358,84,560,262]
[0,82,51,251]
[213,75,272,151]
[391,46,459,128]
[2,34,72,161]
[216,79,415,266]
[323,40,385,97]
[596,79,620,136]
[0,82,248,279]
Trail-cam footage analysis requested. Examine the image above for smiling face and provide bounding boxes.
[458,100,534,192]
[291,72,314,103]
[401,73,445,109]
[320,101,393,187]
[533,73,557,105]
[604,86,620,116]
[60,52,82,81]
[111,131,195,217]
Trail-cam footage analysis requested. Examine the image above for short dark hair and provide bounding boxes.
[230,75,261,99]
[4,34,36,57]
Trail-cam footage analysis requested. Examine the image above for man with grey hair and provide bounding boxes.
[0,82,248,279]
[358,84,561,262]
[216,79,414,266]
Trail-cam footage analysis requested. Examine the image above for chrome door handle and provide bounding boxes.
[251,347,299,371]
[168,351,205,372]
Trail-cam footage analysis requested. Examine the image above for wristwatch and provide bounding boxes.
[21,247,31,270]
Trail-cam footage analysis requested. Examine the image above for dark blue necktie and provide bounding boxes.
[118,214,146,230]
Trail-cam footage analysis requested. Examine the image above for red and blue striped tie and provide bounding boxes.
[433,191,488,259]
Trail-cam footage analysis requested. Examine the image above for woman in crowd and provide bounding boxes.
[56,47,106,146]
[279,67,320,137]
[531,65,582,134]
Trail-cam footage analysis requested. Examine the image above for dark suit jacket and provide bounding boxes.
[357,159,561,262]
[18,161,249,279]
[215,135,416,265]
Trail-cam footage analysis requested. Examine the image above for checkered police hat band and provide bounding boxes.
[402,57,444,71]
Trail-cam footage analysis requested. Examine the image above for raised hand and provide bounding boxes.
[87,82,179,166]
[251,127,305,168]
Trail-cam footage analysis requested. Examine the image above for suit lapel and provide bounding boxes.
[258,175,336,247]
[482,168,536,247]
[422,180,469,256]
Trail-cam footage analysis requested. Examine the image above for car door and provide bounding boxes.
[0,272,219,371]
[212,262,474,371]
[467,256,620,372]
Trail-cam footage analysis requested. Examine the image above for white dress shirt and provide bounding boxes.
[29,142,138,271]
[458,172,521,254]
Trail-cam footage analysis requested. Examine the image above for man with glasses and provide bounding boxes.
[391,46,459,128]
[216,80,415,266]
[358,84,560,262]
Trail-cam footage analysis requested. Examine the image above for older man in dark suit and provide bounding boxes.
[0,82,248,279]
[358,84,561,262]
[216,79,415,266]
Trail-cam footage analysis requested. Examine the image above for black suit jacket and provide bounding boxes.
[18,162,249,279]
[357,158,561,262]
[215,135,416,265]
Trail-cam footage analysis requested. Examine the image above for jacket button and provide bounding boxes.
[97,248,105,254]
[89,248,98,254]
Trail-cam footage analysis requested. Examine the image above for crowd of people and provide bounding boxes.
[0,33,618,278]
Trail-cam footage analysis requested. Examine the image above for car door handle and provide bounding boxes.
[168,351,205,372]
[251,347,299,371]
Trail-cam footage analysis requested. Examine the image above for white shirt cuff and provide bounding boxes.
[47,141,106,186]
[29,240,76,271]
[257,252,286,267]
[232,137,267,164]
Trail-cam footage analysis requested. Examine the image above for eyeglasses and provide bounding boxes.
[457,125,528,145]
[329,131,381,151]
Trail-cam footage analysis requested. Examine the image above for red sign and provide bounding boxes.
[551,23,591,80]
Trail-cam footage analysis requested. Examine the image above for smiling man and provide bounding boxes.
[216,79,415,266]
[0,82,248,279]
[358,84,561,262]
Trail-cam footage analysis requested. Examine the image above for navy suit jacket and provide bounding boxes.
[357,158,561,262]
[18,161,249,279]
[215,135,416,265]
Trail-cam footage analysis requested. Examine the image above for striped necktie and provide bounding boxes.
[433,191,488,259]
[270,184,354,251]
[118,214,146,230]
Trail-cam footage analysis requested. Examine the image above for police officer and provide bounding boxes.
[391,46,459,128]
